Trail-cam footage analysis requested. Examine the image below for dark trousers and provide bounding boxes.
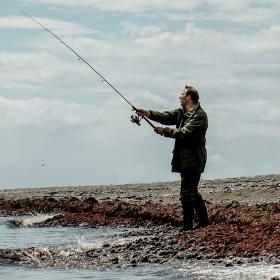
[180,169,209,227]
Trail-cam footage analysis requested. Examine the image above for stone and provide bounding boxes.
[175,252,185,259]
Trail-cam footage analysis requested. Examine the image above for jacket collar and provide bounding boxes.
[182,103,201,115]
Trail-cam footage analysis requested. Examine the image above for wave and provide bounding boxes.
[7,214,55,227]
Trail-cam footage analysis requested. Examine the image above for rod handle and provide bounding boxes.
[142,116,155,128]
[133,107,155,129]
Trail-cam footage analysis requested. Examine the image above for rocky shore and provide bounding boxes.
[0,174,279,270]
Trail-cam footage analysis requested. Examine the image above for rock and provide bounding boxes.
[225,261,234,267]
[79,222,90,227]
[86,251,98,258]
[198,246,207,252]
[187,238,195,244]
[158,250,170,256]
[7,219,22,228]
[140,256,149,262]
[130,258,137,265]
[47,197,58,203]
[7,252,22,261]
[175,252,185,259]
[234,258,244,265]
[86,197,98,204]
[185,252,198,259]
[111,257,119,264]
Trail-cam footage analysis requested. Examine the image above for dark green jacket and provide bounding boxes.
[149,104,208,173]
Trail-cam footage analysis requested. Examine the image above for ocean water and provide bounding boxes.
[0,216,279,280]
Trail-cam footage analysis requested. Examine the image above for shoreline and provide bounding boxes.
[0,174,279,269]
[1,173,280,204]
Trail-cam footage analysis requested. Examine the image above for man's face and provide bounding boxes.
[179,90,189,107]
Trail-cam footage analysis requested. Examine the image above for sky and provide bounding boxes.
[0,0,279,188]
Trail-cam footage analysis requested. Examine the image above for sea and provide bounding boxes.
[0,215,279,280]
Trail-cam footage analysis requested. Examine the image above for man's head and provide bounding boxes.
[179,85,199,107]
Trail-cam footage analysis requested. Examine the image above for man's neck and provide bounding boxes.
[185,102,199,112]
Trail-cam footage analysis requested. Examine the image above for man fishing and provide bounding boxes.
[21,13,209,231]
[137,85,209,231]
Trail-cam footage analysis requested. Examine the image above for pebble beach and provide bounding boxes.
[0,174,279,278]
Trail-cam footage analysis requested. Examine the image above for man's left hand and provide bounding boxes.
[154,127,164,136]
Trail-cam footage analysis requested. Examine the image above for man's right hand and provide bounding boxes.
[136,108,150,118]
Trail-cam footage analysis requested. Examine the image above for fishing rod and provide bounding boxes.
[20,10,155,128]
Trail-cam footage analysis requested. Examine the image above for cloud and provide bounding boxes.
[22,0,200,13]
[1,17,279,110]
[0,96,111,127]
[0,16,93,35]
[0,50,106,93]
[132,90,170,108]
[121,22,163,38]
[208,153,230,166]
[21,0,275,13]
[21,0,280,26]
[165,7,276,25]
[207,97,280,142]
[211,99,280,125]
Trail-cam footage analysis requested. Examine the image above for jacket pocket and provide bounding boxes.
[178,149,197,169]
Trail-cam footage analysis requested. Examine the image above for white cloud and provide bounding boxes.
[121,22,163,38]
[209,0,250,12]
[227,8,275,24]
[0,16,93,35]
[209,153,230,165]
[0,96,111,127]
[132,90,170,108]
[22,0,200,13]
[21,0,271,14]
[0,50,103,92]
[207,98,280,142]
[213,99,280,124]
[21,0,280,26]
[2,18,279,107]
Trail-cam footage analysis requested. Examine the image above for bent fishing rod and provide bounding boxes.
[20,10,155,128]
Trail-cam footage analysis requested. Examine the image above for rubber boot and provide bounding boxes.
[180,202,195,231]
[194,194,209,229]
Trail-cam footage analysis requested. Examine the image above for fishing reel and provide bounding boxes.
[130,114,142,126]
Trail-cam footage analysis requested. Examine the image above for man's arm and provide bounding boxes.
[162,111,207,140]
[137,108,179,126]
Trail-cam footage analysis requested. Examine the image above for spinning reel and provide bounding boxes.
[130,114,142,126]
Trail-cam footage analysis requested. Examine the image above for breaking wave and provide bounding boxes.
[8,214,55,227]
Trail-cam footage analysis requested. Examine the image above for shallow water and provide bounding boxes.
[0,216,279,279]
[0,215,127,249]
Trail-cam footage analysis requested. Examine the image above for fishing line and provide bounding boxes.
[21,10,155,128]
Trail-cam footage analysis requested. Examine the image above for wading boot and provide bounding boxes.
[180,202,195,232]
[194,194,209,229]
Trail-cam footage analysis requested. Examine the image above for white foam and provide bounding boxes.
[20,214,55,227]
[66,234,138,255]
[76,236,101,251]
[179,262,280,280]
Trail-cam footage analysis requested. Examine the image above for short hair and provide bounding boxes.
[185,85,199,104]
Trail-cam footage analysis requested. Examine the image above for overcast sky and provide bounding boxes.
[0,0,279,188]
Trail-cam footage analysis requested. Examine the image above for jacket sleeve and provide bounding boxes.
[163,111,207,139]
[148,109,179,125]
